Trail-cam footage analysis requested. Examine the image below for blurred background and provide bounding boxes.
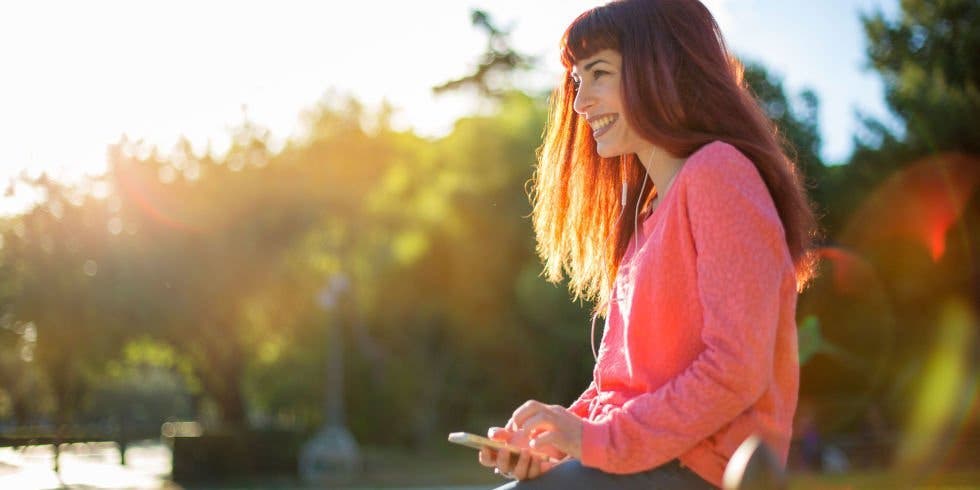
[0,0,976,488]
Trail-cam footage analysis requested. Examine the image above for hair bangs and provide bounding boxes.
[561,7,621,69]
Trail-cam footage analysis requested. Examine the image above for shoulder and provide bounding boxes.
[679,140,782,229]
[682,140,760,187]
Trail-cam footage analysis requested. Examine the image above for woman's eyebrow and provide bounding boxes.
[583,59,610,71]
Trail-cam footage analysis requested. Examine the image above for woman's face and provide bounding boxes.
[571,49,648,158]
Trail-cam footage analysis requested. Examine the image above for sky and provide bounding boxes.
[0,0,900,215]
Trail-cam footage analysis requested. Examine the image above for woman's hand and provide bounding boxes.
[477,426,563,480]
[508,400,583,461]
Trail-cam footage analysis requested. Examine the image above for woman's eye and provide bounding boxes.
[571,77,581,91]
[593,70,609,79]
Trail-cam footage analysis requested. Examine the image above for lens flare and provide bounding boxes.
[817,246,877,295]
[113,162,199,233]
[842,153,978,263]
[895,297,978,479]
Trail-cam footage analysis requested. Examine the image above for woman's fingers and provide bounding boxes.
[482,413,568,480]
[531,428,562,450]
[523,413,557,440]
[508,402,584,460]
[493,426,536,449]
[508,400,548,432]
[488,426,511,440]
[512,449,532,479]
[478,447,496,467]
[482,447,552,481]
[514,403,558,439]
[495,446,514,474]
[526,453,541,480]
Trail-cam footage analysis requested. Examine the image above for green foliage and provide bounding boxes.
[860,0,980,156]
[741,61,831,223]
[743,62,824,169]
[835,0,980,234]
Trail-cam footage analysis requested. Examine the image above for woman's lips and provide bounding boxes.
[589,113,618,139]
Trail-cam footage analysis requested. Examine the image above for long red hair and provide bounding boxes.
[531,0,818,314]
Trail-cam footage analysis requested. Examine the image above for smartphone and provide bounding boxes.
[447,432,555,463]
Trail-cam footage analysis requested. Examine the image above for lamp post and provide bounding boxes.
[299,273,361,482]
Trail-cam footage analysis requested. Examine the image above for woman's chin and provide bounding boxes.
[595,145,621,159]
[595,141,616,158]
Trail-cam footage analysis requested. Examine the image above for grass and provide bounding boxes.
[789,469,980,490]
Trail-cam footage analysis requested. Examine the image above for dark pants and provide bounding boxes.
[493,459,716,489]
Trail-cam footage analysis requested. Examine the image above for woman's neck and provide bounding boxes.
[637,144,686,200]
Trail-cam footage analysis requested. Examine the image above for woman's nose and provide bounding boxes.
[573,85,592,115]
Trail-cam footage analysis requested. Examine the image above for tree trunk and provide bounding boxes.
[194,333,248,429]
[213,362,247,428]
[11,395,30,427]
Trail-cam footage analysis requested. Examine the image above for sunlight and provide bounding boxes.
[0,442,172,489]
[0,0,897,217]
[0,1,491,216]
[113,151,199,233]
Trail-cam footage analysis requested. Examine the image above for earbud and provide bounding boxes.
[621,181,628,207]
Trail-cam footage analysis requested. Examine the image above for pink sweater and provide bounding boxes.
[570,141,799,488]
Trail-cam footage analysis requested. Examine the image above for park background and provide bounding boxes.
[0,0,977,488]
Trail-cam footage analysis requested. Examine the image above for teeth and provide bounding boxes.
[592,115,615,131]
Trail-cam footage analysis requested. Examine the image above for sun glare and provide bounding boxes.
[0,1,495,215]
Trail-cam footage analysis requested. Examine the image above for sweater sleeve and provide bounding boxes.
[567,381,598,418]
[579,148,790,473]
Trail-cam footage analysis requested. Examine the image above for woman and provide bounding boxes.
[477,0,818,488]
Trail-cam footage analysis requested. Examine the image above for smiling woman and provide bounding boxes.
[475,1,819,488]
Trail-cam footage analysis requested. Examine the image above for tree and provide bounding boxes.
[859,0,980,158]
[1,176,127,428]
[822,0,980,238]
[101,123,327,428]
[433,9,535,99]
[741,61,829,225]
